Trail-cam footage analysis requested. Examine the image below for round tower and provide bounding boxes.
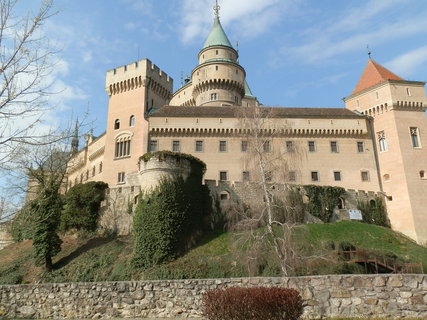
[191,3,246,107]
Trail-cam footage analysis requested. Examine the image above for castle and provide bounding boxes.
[66,5,427,244]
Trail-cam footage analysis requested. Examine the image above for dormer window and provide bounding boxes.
[114,119,120,130]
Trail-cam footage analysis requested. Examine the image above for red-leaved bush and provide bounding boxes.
[202,287,304,320]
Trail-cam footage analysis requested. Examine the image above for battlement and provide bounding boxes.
[105,59,173,95]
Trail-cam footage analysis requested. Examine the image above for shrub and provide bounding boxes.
[61,181,108,233]
[357,197,389,227]
[304,185,346,223]
[202,287,304,320]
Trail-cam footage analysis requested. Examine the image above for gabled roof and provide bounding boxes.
[352,59,404,94]
[202,16,233,50]
[149,106,365,119]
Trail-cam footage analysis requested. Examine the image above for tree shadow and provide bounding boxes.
[53,237,114,270]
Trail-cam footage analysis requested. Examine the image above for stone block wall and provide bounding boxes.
[1,275,426,319]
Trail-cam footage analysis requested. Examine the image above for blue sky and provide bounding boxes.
[17,0,427,138]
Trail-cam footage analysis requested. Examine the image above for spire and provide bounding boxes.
[352,59,404,95]
[71,119,79,154]
[202,1,233,50]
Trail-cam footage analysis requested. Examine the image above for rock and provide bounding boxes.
[17,306,36,317]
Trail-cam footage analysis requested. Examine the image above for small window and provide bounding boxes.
[288,171,296,182]
[92,166,96,177]
[149,140,158,152]
[420,170,425,179]
[369,200,376,208]
[406,88,411,96]
[410,127,421,148]
[356,99,360,107]
[195,140,203,152]
[216,50,219,55]
[234,96,239,104]
[219,140,227,152]
[219,171,228,181]
[114,119,120,130]
[265,171,272,182]
[215,65,218,71]
[242,171,250,182]
[361,171,370,182]
[210,93,217,101]
[86,170,89,180]
[241,141,248,152]
[129,115,135,127]
[357,141,365,153]
[311,171,319,182]
[308,141,316,152]
[80,173,83,183]
[286,141,294,152]
[118,172,125,183]
[377,131,387,152]
[263,140,271,152]
[220,191,230,200]
[334,171,341,181]
[383,174,390,181]
[172,140,180,152]
[375,91,379,100]
[330,141,338,153]
[99,162,103,173]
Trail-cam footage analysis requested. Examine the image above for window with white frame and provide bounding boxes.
[330,141,339,153]
[410,127,421,148]
[129,115,135,127]
[361,171,370,182]
[118,172,125,183]
[377,131,387,152]
[115,138,131,158]
[195,140,203,152]
[149,140,158,152]
[172,140,180,152]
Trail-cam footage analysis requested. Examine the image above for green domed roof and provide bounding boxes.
[203,16,233,50]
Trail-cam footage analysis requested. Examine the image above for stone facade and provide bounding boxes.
[0,275,426,319]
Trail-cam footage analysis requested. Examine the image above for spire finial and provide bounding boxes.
[367,44,372,59]
[214,0,220,18]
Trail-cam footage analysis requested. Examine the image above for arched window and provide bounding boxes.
[114,119,120,130]
[369,200,376,208]
[220,191,230,200]
[129,115,135,127]
[115,136,131,158]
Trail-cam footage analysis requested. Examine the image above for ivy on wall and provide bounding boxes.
[304,185,346,223]
[357,196,389,227]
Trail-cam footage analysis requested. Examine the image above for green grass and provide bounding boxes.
[0,221,426,284]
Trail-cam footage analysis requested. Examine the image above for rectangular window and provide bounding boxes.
[219,171,228,181]
[263,140,271,152]
[219,140,227,152]
[242,171,250,181]
[377,131,387,152]
[118,172,125,183]
[334,171,341,181]
[241,140,248,152]
[149,140,158,152]
[410,127,421,148]
[210,93,217,101]
[115,140,131,158]
[357,141,365,153]
[172,140,180,152]
[330,141,338,153]
[361,171,370,182]
[195,140,203,152]
[288,171,296,182]
[311,171,319,182]
[286,141,294,152]
[265,171,272,182]
[308,141,316,152]
[92,167,96,177]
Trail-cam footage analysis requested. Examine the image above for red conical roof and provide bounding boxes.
[352,59,404,94]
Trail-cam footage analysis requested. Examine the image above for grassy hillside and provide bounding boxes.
[0,221,425,284]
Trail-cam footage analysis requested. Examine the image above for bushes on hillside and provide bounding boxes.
[61,181,108,233]
[202,287,304,320]
[358,197,389,227]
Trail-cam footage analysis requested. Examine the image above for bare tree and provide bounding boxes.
[0,0,57,168]
[231,106,307,276]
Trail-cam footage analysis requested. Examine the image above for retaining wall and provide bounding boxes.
[1,274,426,319]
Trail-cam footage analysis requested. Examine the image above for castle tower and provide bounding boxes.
[344,59,427,243]
[170,2,256,107]
[103,59,173,187]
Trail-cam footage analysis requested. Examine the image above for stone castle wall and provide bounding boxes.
[0,275,426,319]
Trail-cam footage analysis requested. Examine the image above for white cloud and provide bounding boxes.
[179,0,289,44]
[385,46,427,78]
[281,3,427,64]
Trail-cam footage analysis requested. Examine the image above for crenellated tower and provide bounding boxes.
[344,59,427,243]
[170,2,258,107]
[103,59,173,187]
